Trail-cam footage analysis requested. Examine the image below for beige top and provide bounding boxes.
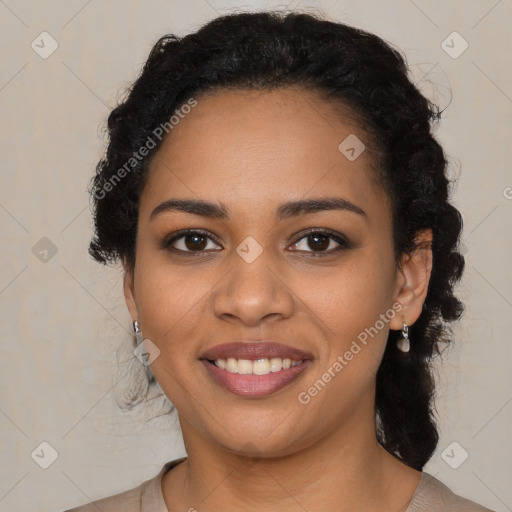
[64,457,495,512]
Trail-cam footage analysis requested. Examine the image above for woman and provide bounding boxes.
[65,10,495,512]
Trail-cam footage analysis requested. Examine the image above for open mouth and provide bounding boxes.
[206,357,304,375]
[199,341,313,397]
[201,357,311,397]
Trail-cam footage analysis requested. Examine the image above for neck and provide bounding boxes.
[162,411,421,512]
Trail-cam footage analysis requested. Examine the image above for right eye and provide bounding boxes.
[163,229,222,254]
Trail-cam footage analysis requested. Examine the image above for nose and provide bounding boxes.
[212,245,295,327]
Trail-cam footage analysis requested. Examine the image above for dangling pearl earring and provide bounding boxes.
[397,322,410,353]
[133,320,143,345]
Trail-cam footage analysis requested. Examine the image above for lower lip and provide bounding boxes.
[201,359,311,398]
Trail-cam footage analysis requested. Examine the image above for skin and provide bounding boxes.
[123,86,433,512]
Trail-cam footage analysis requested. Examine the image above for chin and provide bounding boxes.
[204,414,317,460]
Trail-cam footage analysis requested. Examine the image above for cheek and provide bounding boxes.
[296,261,392,414]
[133,258,211,409]
[134,251,216,353]
[302,256,392,342]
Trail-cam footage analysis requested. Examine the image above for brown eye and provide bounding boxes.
[306,233,330,251]
[183,233,208,251]
[164,230,221,253]
[290,229,350,255]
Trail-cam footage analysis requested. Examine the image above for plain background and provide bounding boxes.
[0,1,510,511]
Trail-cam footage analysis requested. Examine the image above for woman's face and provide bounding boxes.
[124,86,417,457]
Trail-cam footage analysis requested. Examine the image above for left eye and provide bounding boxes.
[290,230,349,255]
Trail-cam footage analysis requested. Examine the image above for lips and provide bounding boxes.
[199,341,313,398]
[200,341,313,361]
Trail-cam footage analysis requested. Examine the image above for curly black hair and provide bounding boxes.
[88,10,465,471]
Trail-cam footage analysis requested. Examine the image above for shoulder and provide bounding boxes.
[62,457,186,512]
[407,472,496,512]
[62,482,144,512]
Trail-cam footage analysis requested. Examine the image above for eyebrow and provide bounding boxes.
[149,196,366,221]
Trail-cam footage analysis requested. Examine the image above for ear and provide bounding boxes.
[389,228,433,331]
[123,263,139,322]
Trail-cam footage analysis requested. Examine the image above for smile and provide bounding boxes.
[201,358,311,397]
[213,357,303,374]
[199,341,313,397]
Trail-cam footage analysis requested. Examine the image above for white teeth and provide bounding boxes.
[237,359,253,374]
[214,357,302,374]
[253,358,270,375]
[269,357,282,372]
[226,358,238,373]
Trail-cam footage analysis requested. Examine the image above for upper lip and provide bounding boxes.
[200,341,313,361]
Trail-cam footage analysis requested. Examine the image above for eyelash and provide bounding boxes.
[162,228,351,257]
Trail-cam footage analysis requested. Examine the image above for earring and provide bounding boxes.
[396,322,410,353]
[133,320,143,345]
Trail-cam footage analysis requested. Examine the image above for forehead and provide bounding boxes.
[141,86,390,224]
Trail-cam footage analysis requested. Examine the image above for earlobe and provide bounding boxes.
[123,266,139,321]
[390,229,433,331]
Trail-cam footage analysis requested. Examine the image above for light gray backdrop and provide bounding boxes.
[0,1,510,511]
